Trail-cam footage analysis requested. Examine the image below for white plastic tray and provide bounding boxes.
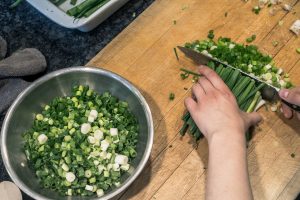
[26,0,129,32]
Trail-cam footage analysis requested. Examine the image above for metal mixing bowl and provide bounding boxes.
[0,67,153,200]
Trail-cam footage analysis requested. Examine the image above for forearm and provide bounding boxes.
[206,132,253,200]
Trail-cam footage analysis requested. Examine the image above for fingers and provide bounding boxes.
[279,88,300,105]
[198,77,214,94]
[198,65,231,94]
[192,83,205,101]
[244,112,262,127]
[281,103,293,119]
[184,97,197,113]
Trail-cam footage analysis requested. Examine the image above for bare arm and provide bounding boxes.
[185,66,261,200]
[206,132,252,200]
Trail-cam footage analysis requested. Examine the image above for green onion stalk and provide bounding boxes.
[67,0,110,18]
[10,0,110,19]
[10,0,23,8]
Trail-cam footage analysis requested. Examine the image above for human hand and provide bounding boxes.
[184,66,262,143]
[279,87,300,120]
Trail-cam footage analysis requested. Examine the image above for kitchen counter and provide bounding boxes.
[0,0,153,199]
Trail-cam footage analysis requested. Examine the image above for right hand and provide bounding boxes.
[279,87,300,120]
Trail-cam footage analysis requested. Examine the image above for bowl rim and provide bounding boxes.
[0,66,154,200]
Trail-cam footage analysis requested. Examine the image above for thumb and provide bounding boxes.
[279,88,300,105]
[244,112,262,128]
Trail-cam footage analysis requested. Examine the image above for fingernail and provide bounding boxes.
[199,65,204,68]
[279,89,289,98]
[280,107,283,113]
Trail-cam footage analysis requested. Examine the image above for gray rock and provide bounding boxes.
[0,48,47,78]
[0,78,30,114]
[0,79,8,89]
[0,36,7,60]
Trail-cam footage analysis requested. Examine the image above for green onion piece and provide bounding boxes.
[67,0,99,16]
[10,0,23,8]
[246,91,261,113]
[252,6,261,14]
[246,34,256,43]
[84,0,109,17]
[169,93,175,101]
[207,30,215,40]
[237,80,255,105]
[174,48,179,61]
[242,82,265,104]
[180,68,201,77]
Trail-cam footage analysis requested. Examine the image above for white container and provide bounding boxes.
[26,0,129,32]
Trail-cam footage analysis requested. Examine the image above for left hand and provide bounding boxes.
[184,66,262,143]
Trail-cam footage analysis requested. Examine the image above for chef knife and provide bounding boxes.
[177,46,300,112]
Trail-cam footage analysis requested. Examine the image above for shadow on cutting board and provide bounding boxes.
[118,88,167,199]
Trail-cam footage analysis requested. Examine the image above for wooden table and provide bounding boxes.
[88,0,300,199]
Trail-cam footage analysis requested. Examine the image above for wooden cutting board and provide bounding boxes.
[88,0,300,199]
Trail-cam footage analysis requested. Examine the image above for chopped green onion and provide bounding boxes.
[246,34,256,43]
[10,0,23,8]
[184,32,291,89]
[207,30,215,40]
[23,85,138,197]
[169,93,175,101]
[180,68,201,77]
[252,6,261,14]
[272,41,279,47]
[174,48,179,61]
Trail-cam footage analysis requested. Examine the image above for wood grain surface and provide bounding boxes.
[88,0,300,199]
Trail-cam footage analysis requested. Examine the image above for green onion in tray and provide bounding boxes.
[23,85,139,197]
[67,0,110,18]
[11,0,111,19]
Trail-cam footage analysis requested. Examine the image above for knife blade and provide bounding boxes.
[177,46,300,112]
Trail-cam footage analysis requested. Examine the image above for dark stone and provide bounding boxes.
[0,36,7,59]
[0,48,47,78]
[0,79,8,89]
[0,0,154,74]
[0,78,30,114]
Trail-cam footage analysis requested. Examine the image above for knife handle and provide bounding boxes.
[281,99,300,112]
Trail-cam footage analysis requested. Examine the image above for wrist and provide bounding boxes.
[207,129,246,148]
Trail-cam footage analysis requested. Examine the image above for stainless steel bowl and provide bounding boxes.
[1,67,153,200]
